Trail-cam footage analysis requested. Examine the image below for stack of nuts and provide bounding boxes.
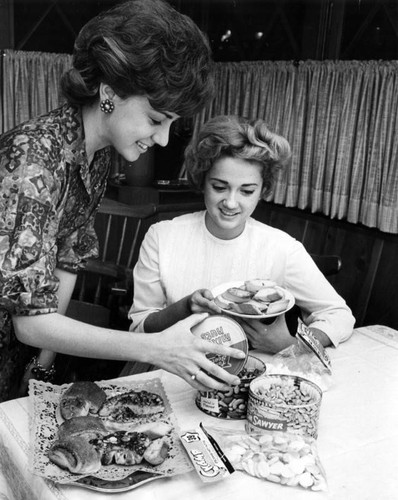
[195,356,265,419]
[246,375,322,438]
[222,432,327,491]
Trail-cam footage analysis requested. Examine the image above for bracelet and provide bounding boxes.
[25,356,56,383]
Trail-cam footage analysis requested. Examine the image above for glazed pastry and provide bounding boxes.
[265,299,291,314]
[48,436,102,474]
[234,301,266,315]
[214,279,290,316]
[222,287,253,303]
[98,390,165,422]
[58,415,108,441]
[253,287,284,303]
[214,295,233,309]
[245,279,277,293]
[60,381,107,420]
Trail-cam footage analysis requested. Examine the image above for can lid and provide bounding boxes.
[296,320,332,374]
[191,315,248,375]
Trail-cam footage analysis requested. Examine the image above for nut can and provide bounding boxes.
[195,355,266,419]
[246,374,322,438]
[191,315,248,375]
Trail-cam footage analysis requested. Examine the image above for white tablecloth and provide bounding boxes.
[0,325,397,500]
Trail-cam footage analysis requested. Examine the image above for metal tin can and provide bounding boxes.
[195,355,266,419]
[191,315,248,375]
[246,374,322,438]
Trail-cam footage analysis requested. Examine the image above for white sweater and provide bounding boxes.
[129,211,355,346]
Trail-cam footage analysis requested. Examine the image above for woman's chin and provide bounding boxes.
[117,150,141,163]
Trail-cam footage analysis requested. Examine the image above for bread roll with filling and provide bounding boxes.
[58,416,107,441]
[60,381,107,420]
[48,436,102,474]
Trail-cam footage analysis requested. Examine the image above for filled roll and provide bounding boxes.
[48,436,102,474]
[58,415,107,441]
[60,381,107,420]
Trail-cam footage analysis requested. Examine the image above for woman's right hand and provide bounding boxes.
[151,313,245,392]
[188,289,222,315]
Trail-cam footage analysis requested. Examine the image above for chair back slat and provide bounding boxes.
[310,254,342,277]
[127,219,142,269]
[115,217,128,266]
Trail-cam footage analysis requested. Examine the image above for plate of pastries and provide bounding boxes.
[212,278,295,319]
[29,378,191,492]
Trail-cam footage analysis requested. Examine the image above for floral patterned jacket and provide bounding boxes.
[0,103,111,400]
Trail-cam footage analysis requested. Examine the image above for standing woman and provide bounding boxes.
[0,0,246,402]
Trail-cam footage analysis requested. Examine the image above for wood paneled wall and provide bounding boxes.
[90,196,397,332]
[252,201,398,331]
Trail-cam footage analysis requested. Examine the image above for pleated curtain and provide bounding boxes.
[1,52,397,233]
[0,49,72,133]
[190,60,398,234]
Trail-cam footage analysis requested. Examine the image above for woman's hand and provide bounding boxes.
[188,289,222,315]
[151,313,245,392]
[237,316,297,354]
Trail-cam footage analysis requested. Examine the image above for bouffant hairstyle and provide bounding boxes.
[61,0,214,116]
[185,115,291,197]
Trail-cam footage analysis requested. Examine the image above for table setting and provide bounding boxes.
[0,323,397,500]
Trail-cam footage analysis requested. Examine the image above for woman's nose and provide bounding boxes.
[153,122,171,147]
[223,193,238,208]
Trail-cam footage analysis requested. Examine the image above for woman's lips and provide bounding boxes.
[137,141,149,153]
[220,208,239,217]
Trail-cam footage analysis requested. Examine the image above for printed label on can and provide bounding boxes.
[246,397,287,432]
[198,395,220,414]
[297,319,332,373]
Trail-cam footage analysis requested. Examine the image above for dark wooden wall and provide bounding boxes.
[251,201,398,331]
[89,195,398,333]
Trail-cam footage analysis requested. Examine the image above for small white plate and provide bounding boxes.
[212,281,295,319]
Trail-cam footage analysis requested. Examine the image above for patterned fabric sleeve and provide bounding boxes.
[56,211,99,274]
[0,130,64,316]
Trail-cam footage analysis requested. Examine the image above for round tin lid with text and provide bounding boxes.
[191,315,249,375]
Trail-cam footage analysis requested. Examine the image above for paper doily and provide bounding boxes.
[29,377,192,485]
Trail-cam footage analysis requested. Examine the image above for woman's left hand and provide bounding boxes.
[237,317,296,354]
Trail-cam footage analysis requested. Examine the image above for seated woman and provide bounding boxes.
[128,115,355,356]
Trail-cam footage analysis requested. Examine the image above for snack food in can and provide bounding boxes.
[191,315,248,375]
[246,374,322,438]
[195,355,266,419]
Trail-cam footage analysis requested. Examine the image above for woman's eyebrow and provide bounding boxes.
[209,177,260,187]
[154,110,177,120]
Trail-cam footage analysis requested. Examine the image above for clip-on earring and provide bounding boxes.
[100,98,115,114]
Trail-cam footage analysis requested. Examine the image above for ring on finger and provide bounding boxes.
[191,369,201,381]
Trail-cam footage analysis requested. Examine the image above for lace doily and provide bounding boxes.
[28,377,192,485]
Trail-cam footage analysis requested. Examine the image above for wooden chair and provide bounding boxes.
[66,198,156,328]
[57,198,157,382]
[310,254,342,277]
[60,197,206,381]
